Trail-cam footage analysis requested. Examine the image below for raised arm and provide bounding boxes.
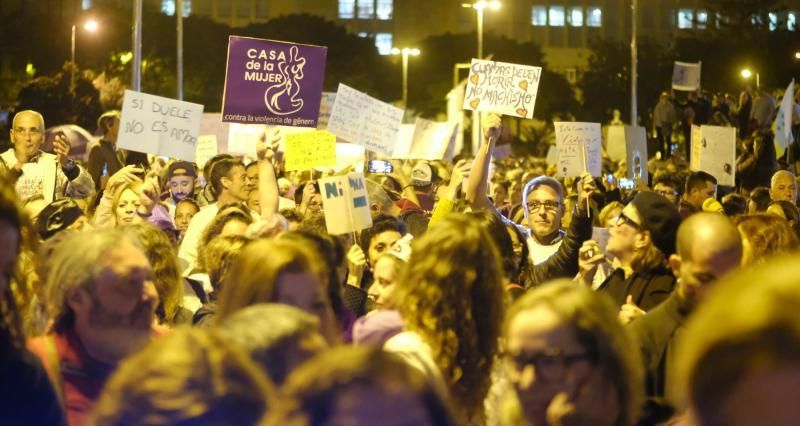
[465,113,500,212]
[257,128,280,219]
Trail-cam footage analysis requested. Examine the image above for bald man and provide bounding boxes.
[770,170,797,204]
[0,110,93,203]
[627,213,742,420]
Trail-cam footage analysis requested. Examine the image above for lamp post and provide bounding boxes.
[741,68,760,89]
[631,0,638,125]
[70,19,98,91]
[391,47,420,108]
[462,1,501,154]
[132,0,143,92]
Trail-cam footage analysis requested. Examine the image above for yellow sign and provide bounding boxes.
[284,130,336,171]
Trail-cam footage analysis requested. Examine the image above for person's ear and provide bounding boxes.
[635,231,651,250]
[220,176,232,190]
[66,287,90,314]
[370,202,380,213]
[669,254,682,277]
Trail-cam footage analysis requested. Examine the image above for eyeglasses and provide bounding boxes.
[655,189,678,198]
[526,200,560,212]
[505,347,593,381]
[615,211,642,231]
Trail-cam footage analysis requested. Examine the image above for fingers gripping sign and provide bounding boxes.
[618,295,646,325]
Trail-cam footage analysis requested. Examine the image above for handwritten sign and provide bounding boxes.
[227,123,266,157]
[326,83,404,156]
[409,118,459,161]
[319,173,373,235]
[672,61,701,91]
[463,59,542,119]
[317,92,336,129]
[118,90,203,162]
[222,36,327,127]
[284,130,336,171]
[554,122,602,177]
[390,124,417,159]
[690,125,736,186]
[195,135,219,169]
[775,79,796,158]
[625,126,648,183]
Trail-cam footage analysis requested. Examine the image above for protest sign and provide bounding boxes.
[227,123,266,157]
[326,83,404,156]
[118,90,203,162]
[319,173,373,234]
[554,122,602,177]
[774,79,795,158]
[447,82,466,154]
[690,125,736,186]
[463,59,542,119]
[317,92,336,129]
[200,113,229,154]
[221,36,327,127]
[545,144,559,165]
[606,125,648,181]
[195,135,219,169]
[333,143,366,173]
[606,125,626,162]
[391,124,417,159]
[672,61,701,91]
[409,118,458,161]
[284,130,336,171]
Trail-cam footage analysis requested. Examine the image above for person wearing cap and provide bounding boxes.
[35,199,91,240]
[87,110,124,191]
[394,162,437,237]
[163,161,197,217]
[579,191,682,317]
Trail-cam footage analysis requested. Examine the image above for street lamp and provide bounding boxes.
[70,19,99,89]
[794,51,800,60]
[391,47,420,108]
[462,1,500,154]
[741,68,760,89]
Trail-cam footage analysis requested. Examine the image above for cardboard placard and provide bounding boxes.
[195,135,219,169]
[326,83,404,156]
[672,61,701,91]
[554,122,602,177]
[317,92,336,129]
[284,130,336,171]
[690,125,736,186]
[222,36,327,127]
[118,90,204,161]
[463,59,542,119]
[319,173,373,234]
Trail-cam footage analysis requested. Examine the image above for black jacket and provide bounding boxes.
[597,266,675,311]
[520,209,593,289]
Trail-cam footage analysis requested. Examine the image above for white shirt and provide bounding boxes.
[526,231,565,265]
[178,203,220,274]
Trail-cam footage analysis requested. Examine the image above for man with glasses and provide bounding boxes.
[1,110,93,203]
[652,172,683,205]
[523,176,570,265]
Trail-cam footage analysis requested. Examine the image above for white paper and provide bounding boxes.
[463,59,542,118]
[326,83,404,156]
[672,61,701,91]
[447,82,466,155]
[391,124,417,159]
[554,122,602,177]
[195,135,219,169]
[606,125,626,162]
[408,118,458,160]
[227,122,267,157]
[118,90,204,162]
[319,173,373,234]
[317,92,337,130]
[625,126,648,183]
[691,125,736,186]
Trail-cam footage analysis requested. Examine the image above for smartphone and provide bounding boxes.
[367,160,393,174]
[606,174,614,184]
[619,178,636,190]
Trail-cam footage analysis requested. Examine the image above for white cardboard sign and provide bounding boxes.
[319,173,373,235]
[554,122,602,177]
[326,83,404,156]
[690,125,736,186]
[672,61,701,91]
[463,59,542,119]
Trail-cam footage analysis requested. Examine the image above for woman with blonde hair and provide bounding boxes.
[735,214,800,266]
[386,214,506,424]
[215,237,338,343]
[502,280,644,426]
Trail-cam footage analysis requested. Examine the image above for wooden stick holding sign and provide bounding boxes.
[579,141,591,217]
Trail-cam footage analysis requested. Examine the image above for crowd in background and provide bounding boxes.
[0,81,799,426]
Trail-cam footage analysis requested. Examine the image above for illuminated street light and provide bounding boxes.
[71,19,99,90]
[741,69,752,79]
[740,68,760,88]
[84,20,99,32]
[794,51,800,60]
[391,47,421,107]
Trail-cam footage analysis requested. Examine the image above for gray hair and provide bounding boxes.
[771,170,796,188]
[12,110,45,130]
[46,228,144,331]
[522,175,565,217]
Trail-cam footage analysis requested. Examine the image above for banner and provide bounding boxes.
[284,130,336,171]
[195,135,219,169]
[554,122,602,177]
[672,61,701,91]
[774,79,795,159]
[222,36,327,127]
[690,125,736,186]
[463,59,542,119]
[326,83,404,156]
[319,173,373,235]
[118,90,204,162]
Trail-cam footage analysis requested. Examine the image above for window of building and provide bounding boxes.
[339,0,355,19]
[789,12,797,31]
[82,0,92,10]
[696,10,708,29]
[587,7,602,27]
[376,0,392,20]
[358,32,369,37]
[375,33,393,55]
[217,1,231,17]
[531,6,547,26]
[357,0,375,19]
[549,6,565,26]
[255,1,269,18]
[678,9,694,29]
[570,7,583,26]
[161,0,175,16]
[768,12,778,30]
[235,0,250,18]
[193,0,211,15]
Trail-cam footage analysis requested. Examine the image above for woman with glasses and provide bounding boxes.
[578,192,681,320]
[502,280,643,426]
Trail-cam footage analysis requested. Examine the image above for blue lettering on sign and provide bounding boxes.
[324,182,343,198]
[348,177,364,191]
[353,196,368,208]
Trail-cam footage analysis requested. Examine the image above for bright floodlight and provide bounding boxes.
[391,48,401,55]
[795,51,800,60]
[488,1,501,10]
[741,69,752,79]
[410,48,421,56]
[84,20,98,32]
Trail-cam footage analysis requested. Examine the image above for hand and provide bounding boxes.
[137,176,161,214]
[576,172,597,212]
[301,181,317,205]
[546,392,577,426]
[481,113,502,141]
[53,133,71,168]
[257,128,280,161]
[578,240,605,285]
[346,244,367,286]
[618,295,646,325]
[448,159,472,189]
[105,165,144,195]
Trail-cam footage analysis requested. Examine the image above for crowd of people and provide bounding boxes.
[1,88,800,426]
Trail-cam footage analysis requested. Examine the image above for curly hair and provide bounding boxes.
[390,214,506,423]
[735,214,800,265]
[91,327,275,426]
[199,203,254,248]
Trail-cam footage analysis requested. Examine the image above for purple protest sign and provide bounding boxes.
[222,36,327,127]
